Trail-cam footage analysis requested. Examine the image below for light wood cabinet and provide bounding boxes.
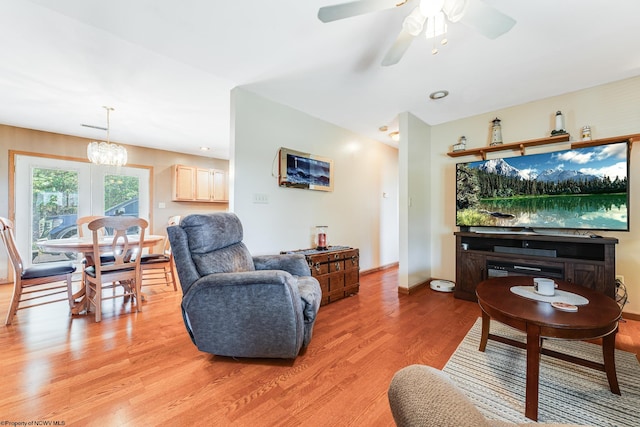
[172,164,228,202]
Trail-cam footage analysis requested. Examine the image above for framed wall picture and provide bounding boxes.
[278,147,334,192]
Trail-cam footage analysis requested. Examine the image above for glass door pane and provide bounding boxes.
[32,167,80,264]
[104,174,141,235]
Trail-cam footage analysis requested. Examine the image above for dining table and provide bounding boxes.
[36,234,165,313]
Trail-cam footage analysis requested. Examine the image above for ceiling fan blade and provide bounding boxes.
[458,0,516,39]
[318,0,409,23]
[381,29,415,66]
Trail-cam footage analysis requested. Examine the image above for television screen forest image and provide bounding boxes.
[456,142,629,230]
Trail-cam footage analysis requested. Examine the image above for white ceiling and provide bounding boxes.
[1,0,639,160]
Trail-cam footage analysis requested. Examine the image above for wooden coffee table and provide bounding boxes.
[476,276,622,421]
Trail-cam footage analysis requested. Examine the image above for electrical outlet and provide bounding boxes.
[616,275,625,283]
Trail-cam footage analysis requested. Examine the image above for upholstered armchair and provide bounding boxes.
[388,365,584,427]
[167,213,322,359]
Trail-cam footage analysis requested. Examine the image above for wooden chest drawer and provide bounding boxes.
[282,247,360,306]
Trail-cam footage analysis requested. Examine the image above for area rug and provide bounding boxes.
[443,318,640,426]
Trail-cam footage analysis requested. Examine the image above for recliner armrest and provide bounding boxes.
[253,254,310,277]
[182,269,302,307]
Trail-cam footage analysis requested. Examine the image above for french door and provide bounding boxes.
[14,154,150,268]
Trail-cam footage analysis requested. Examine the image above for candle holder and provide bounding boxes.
[316,226,328,251]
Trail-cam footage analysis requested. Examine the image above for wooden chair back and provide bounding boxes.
[0,217,24,277]
[0,216,76,325]
[164,215,181,255]
[88,216,148,275]
[84,216,148,322]
[140,215,181,291]
[76,215,105,238]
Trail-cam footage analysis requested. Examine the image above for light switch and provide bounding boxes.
[252,193,269,204]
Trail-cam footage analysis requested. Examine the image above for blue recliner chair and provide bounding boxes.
[167,213,322,359]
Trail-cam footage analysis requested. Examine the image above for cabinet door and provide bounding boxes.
[566,262,607,295]
[195,168,212,201]
[455,252,486,301]
[212,169,228,202]
[173,165,195,201]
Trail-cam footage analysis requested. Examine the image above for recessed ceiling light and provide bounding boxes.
[429,90,449,100]
[200,146,211,151]
[379,125,389,132]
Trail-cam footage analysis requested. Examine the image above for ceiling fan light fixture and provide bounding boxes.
[425,11,448,39]
[419,0,445,17]
[402,7,426,36]
[442,0,468,22]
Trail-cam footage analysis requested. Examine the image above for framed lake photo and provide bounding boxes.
[278,147,334,192]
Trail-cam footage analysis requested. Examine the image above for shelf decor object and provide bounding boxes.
[453,135,467,152]
[490,117,503,146]
[551,110,568,136]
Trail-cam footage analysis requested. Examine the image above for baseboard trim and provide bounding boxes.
[398,279,435,295]
[360,262,398,276]
[622,311,640,321]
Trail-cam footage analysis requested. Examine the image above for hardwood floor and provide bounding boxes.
[1,268,639,426]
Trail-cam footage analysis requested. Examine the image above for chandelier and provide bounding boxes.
[87,106,128,166]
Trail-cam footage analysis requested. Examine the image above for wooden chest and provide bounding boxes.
[284,247,360,306]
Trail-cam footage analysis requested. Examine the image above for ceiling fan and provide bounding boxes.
[318,0,516,66]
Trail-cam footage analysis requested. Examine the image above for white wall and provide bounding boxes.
[230,88,399,271]
[428,75,640,315]
[398,112,432,290]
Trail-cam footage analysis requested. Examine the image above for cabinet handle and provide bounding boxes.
[314,262,321,273]
[350,255,359,265]
[335,262,341,271]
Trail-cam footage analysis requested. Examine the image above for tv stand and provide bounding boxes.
[454,231,618,301]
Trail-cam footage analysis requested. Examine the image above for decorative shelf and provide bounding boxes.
[570,133,640,150]
[448,133,640,160]
[447,134,570,160]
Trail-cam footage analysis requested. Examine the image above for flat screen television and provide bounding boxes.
[456,141,629,232]
[278,147,334,192]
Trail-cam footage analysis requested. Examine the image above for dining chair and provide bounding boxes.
[0,216,77,325]
[76,215,105,238]
[84,216,148,322]
[140,215,180,291]
[76,215,110,284]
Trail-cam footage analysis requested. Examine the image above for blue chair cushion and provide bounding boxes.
[22,262,76,279]
[84,264,135,278]
[140,254,170,264]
